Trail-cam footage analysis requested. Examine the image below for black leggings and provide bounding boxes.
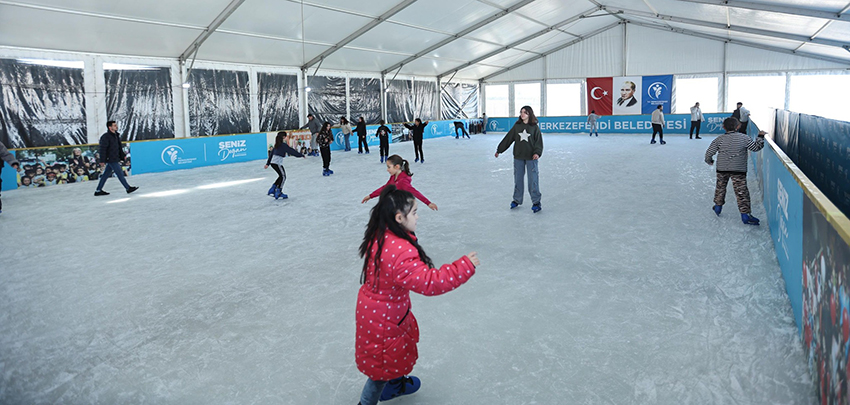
[379,136,389,157]
[690,120,701,137]
[320,146,331,170]
[413,137,424,160]
[358,135,369,153]
[271,164,286,188]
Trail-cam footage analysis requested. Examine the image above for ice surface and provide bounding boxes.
[0,134,813,404]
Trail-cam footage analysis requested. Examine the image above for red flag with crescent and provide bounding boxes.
[587,77,613,116]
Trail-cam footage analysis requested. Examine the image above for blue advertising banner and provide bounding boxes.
[330,120,460,151]
[131,133,268,174]
[486,113,730,135]
[641,75,672,114]
[762,144,804,332]
[1,160,16,191]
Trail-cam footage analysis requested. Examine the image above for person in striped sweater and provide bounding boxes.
[704,117,766,225]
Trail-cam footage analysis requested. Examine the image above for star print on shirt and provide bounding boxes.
[517,129,531,142]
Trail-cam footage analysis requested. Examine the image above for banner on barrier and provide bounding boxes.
[130,133,267,174]
[2,144,130,191]
[485,113,730,134]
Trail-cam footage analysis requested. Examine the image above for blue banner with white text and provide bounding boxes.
[641,75,672,114]
[130,133,268,174]
[486,113,730,134]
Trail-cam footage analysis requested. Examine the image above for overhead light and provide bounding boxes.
[182,82,191,89]
[305,86,312,92]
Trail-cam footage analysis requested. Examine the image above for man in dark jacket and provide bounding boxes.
[94,121,137,196]
[355,117,369,154]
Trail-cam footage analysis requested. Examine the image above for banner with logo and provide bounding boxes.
[587,75,672,115]
[485,113,731,134]
[130,133,267,174]
[641,75,672,114]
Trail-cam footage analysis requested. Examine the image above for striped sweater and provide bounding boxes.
[704,132,764,172]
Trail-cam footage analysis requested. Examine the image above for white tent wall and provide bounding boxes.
[625,25,725,75]
[724,43,850,72]
[545,26,625,80]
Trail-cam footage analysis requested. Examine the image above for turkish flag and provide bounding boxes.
[587,77,613,116]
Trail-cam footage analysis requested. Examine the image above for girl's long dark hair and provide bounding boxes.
[516,105,539,126]
[359,185,434,288]
[274,131,287,148]
[386,154,412,177]
[320,122,332,134]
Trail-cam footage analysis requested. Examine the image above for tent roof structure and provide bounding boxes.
[0,0,848,80]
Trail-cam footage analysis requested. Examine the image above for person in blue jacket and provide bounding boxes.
[265,131,305,199]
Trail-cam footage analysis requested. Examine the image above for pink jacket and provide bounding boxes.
[369,172,431,205]
[355,231,475,381]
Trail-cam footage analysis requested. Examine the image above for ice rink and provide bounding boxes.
[0,133,812,404]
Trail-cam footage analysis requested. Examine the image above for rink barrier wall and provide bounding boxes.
[485,113,731,134]
[754,112,850,405]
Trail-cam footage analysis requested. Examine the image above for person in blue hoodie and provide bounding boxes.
[265,131,305,199]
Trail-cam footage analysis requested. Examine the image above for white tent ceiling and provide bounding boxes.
[0,0,848,80]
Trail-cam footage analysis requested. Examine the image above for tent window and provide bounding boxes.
[514,83,540,116]
[485,84,509,117]
[675,77,718,113]
[727,75,785,123]
[546,83,581,116]
[789,74,850,122]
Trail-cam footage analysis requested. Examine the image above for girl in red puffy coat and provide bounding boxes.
[355,185,479,405]
[361,154,438,211]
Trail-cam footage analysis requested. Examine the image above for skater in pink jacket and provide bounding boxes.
[361,154,438,210]
[355,185,479,405]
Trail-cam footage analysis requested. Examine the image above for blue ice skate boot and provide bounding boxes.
[532,203,542,213]
[741,213,760,225]
[415,158,419,163]
[510,201,520,209]
[660,140,666,145]
[273,187,285,199]
[379,376,421,401]
[650,139,657,144]
[713,205,722,216]
[322,169,330,176]
[420,158,424,163]
[327,169,333,174]
[268,184,277,196]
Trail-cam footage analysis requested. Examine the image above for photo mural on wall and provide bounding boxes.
[105,67,175,141]
[188,69,250,137]
[307,75,346,125]
[349,78,381,124]
[258,72,299,132]
[0,58,87,148]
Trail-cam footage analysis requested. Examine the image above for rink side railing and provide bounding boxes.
[0,118,480,189]
[753,111,850,405]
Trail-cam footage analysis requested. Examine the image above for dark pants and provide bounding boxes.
[320,146,331,170]
[379,136,389,157]
[358,135,369,153]
[690,120,701,138]
[271,164,286,188]
[96,162,131,191]
[413,136,424,161]
[740,121,749,134]
[454,123,469,138]
[714,171,751,213]
[651,124,663,141]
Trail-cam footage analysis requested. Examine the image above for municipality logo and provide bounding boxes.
[162,145,184,166]
[647,82,668,100]
[489,120,498,131]
[431,125,438,135]
[218,140,248,161]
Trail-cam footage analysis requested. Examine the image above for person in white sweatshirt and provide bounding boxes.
[650,105,665,145]
[689,102,703,139]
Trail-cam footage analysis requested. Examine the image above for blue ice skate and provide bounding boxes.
[327,169,333,174]
[741,213,760,225]
[268,184,277,196]
[532,203,542,213]
[510,201,520,209]
[380,376,421,401]
[322,169,330,176]
[713,205,722,216]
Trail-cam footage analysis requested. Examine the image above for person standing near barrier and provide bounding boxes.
[0,141,20,214]
[732,102,751,135]
[704,117,766,225]
[355,116,369,154]
[403,118,429,163]
[340,117,352,152]
[689,102,703,139]
[94,121,138,196]
[482,113,487,134]
[650,105,666,145]
[300,114,321,156]
[587,110,599,137]
[495,105,543,213]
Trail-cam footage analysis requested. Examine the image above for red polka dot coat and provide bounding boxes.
[355,231,476,381]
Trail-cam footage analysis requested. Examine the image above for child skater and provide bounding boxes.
[377,120,391,163]
[356,185,479,405]
[403,118,429,163]
[340,117,352,151]
[361,154,437,210]
[264,131,305,199]
[495,105,544,213]
[317,122,334,176]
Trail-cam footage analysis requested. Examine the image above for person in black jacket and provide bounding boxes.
[355,117,369,154]
[94,121,137,196]
[403,118,429,163]
[264,131,305,199]
[377,120,392,163]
